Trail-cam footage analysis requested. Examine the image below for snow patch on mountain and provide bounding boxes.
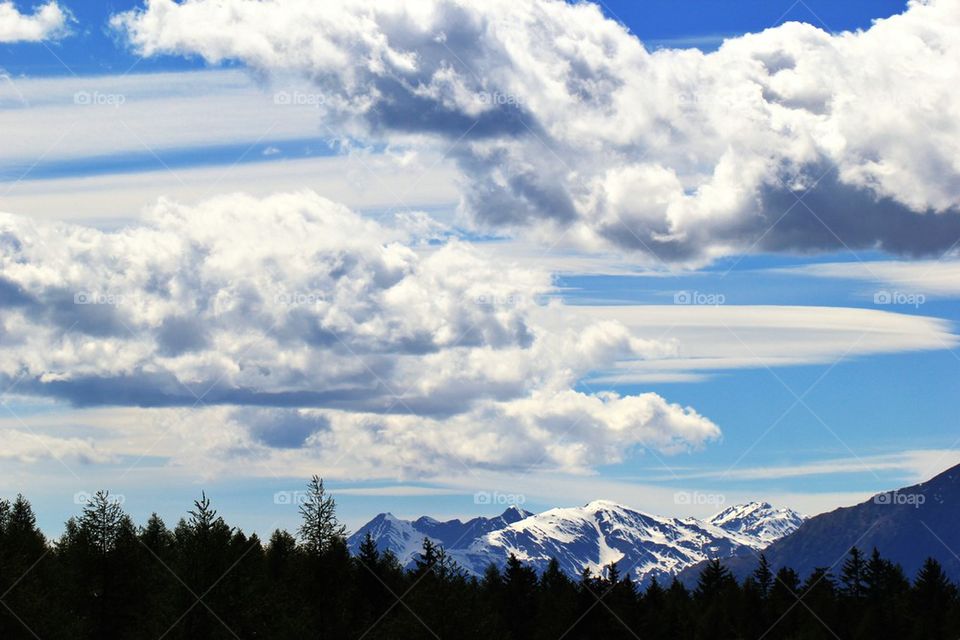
[348,500,804,585]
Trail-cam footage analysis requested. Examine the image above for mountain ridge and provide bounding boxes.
[678,463,960,585]
[348,499,804,585]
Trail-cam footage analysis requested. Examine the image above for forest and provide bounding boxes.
[0,477,956,640]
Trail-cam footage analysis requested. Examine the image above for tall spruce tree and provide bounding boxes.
[297,475,346,555]
[841,546,867,599]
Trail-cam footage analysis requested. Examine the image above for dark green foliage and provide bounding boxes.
[0,485,956,640]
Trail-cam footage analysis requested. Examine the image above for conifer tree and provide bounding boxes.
[753,552,774,597]
[297,475,346,555]
[841,546,867,599]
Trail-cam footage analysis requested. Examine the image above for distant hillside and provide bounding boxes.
[682,463,960,584]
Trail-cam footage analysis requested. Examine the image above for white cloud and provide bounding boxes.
[574,304,959,382]
[0,1,67,43]
[0,190,718,474]
[780,260,960,297]
[0,147,459,226]
[0,428,110,464]
[0,70,323,163]
[113,0,960,263]
[648,450,960,483]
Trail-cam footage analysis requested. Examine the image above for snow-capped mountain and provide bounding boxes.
[707,501,807,545]
[348,505,534,563]
[689,463,960,585]
[348,500,804,585]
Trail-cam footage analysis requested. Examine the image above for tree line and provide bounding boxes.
[0,477,957,639]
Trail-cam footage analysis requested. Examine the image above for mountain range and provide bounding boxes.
[348,499,805,585]
[681,462,960,584]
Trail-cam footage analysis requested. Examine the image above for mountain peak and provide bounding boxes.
[500,505,531,522]
[583,499,625,511]
[350,497,804,585]
[708,501,806,545]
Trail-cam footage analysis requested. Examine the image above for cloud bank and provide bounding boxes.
[0,1,68,42]
[0,191,719,473]
[113,0,960,264]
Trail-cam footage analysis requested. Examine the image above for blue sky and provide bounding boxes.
[1,0,959,536]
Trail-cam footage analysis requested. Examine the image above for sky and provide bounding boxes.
[0,0,959,537]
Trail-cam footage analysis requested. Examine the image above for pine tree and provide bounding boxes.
[413,537,439,577]
[297,475,346,555]
[175,492,236,640]
[909,557,957,639]
[753,552,774,597]
[503,553,538,638]
[357,531,380,568]
[78,490,128,555]
[188,491,219,536]
[841,546,866,599]
[695,558,735,601]
[534,559,577,640]
[0,495,50,639]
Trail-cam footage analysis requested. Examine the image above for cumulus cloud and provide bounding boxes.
[0,191,718,474]
[148,390,721,479]
[112,0,960,264]
[0,1,68,42]
[0,429,110,464]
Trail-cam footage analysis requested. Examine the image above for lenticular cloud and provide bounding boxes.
[114,0,960,263]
